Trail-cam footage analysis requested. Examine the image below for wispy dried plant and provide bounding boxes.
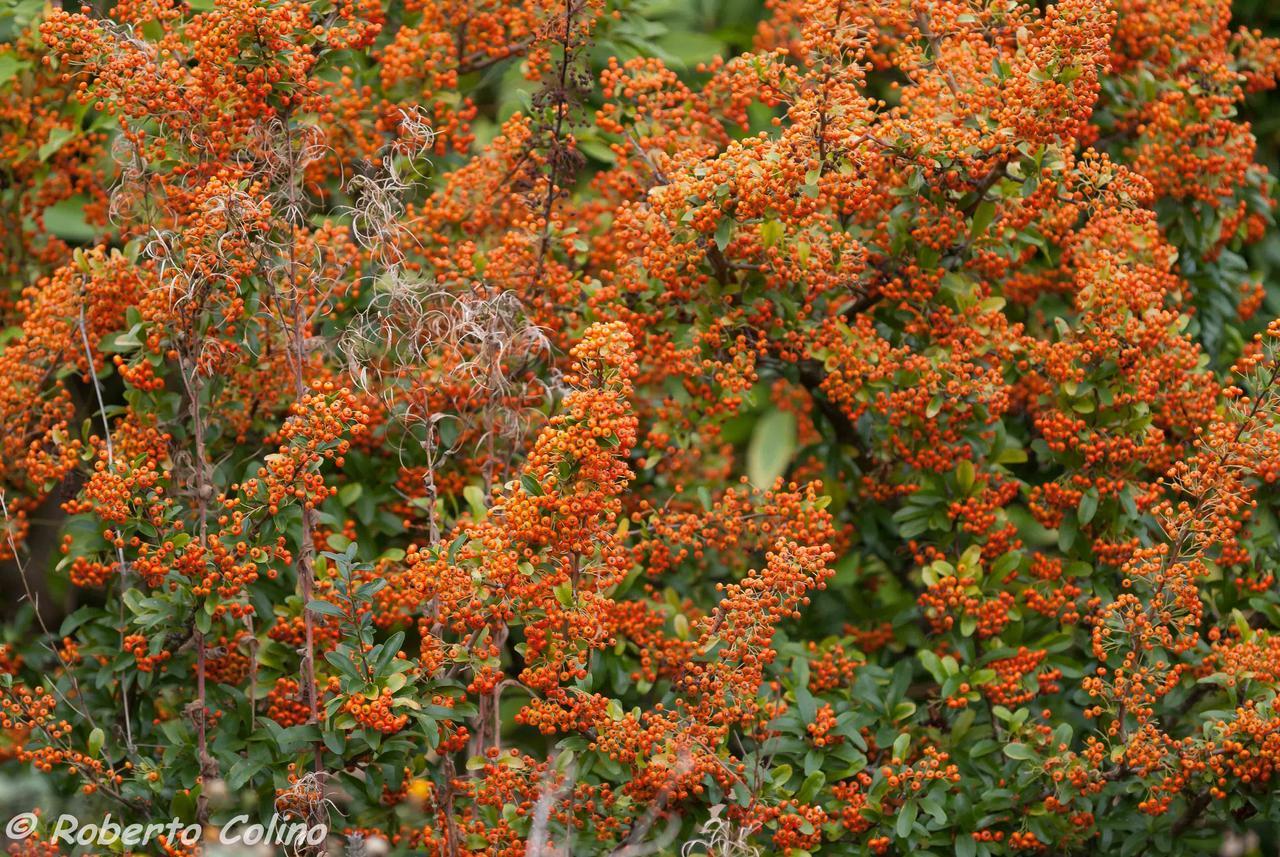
[681,806,761,857]
[341,280,552,539]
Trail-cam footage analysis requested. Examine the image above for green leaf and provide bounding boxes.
[970,200,996,240]
[1078,490,1098,525]
[654,31,726,68]
[760,219,784,248]
[919,650,945,683]
[375,631,405,673]
[87,727,104,757]
[307,600,346,618]
[44,197,96,243]
[275,726,320,757]
[0,53,31,87]
[797,771,824,803]
[227,757,264,790]
[324,651,361,681]
[896,799,918,838]
[463,484,487,520]
[919,796,947,825]
[58,605,101,638]
[747,409,797,488]
[323,729,345,756]
[995,445,1027,464]
[38,126,75,162]
[554,581,575,608]
[714,218,733,252]
[576,138,616,165]
[1003,742,1035,761]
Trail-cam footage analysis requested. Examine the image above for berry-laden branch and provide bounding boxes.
[0,0,1277,854]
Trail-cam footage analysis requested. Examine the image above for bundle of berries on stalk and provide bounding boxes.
[3,0,1280,853]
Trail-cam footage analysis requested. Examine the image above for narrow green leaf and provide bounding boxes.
[747,409,797,488]
[970,200,996,239]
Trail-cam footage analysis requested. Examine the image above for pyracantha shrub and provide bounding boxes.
[3,0,1280,853]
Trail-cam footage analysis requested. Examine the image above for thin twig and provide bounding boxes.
[77,302,135,752]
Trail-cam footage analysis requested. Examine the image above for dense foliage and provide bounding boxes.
[3,0,1280,852]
